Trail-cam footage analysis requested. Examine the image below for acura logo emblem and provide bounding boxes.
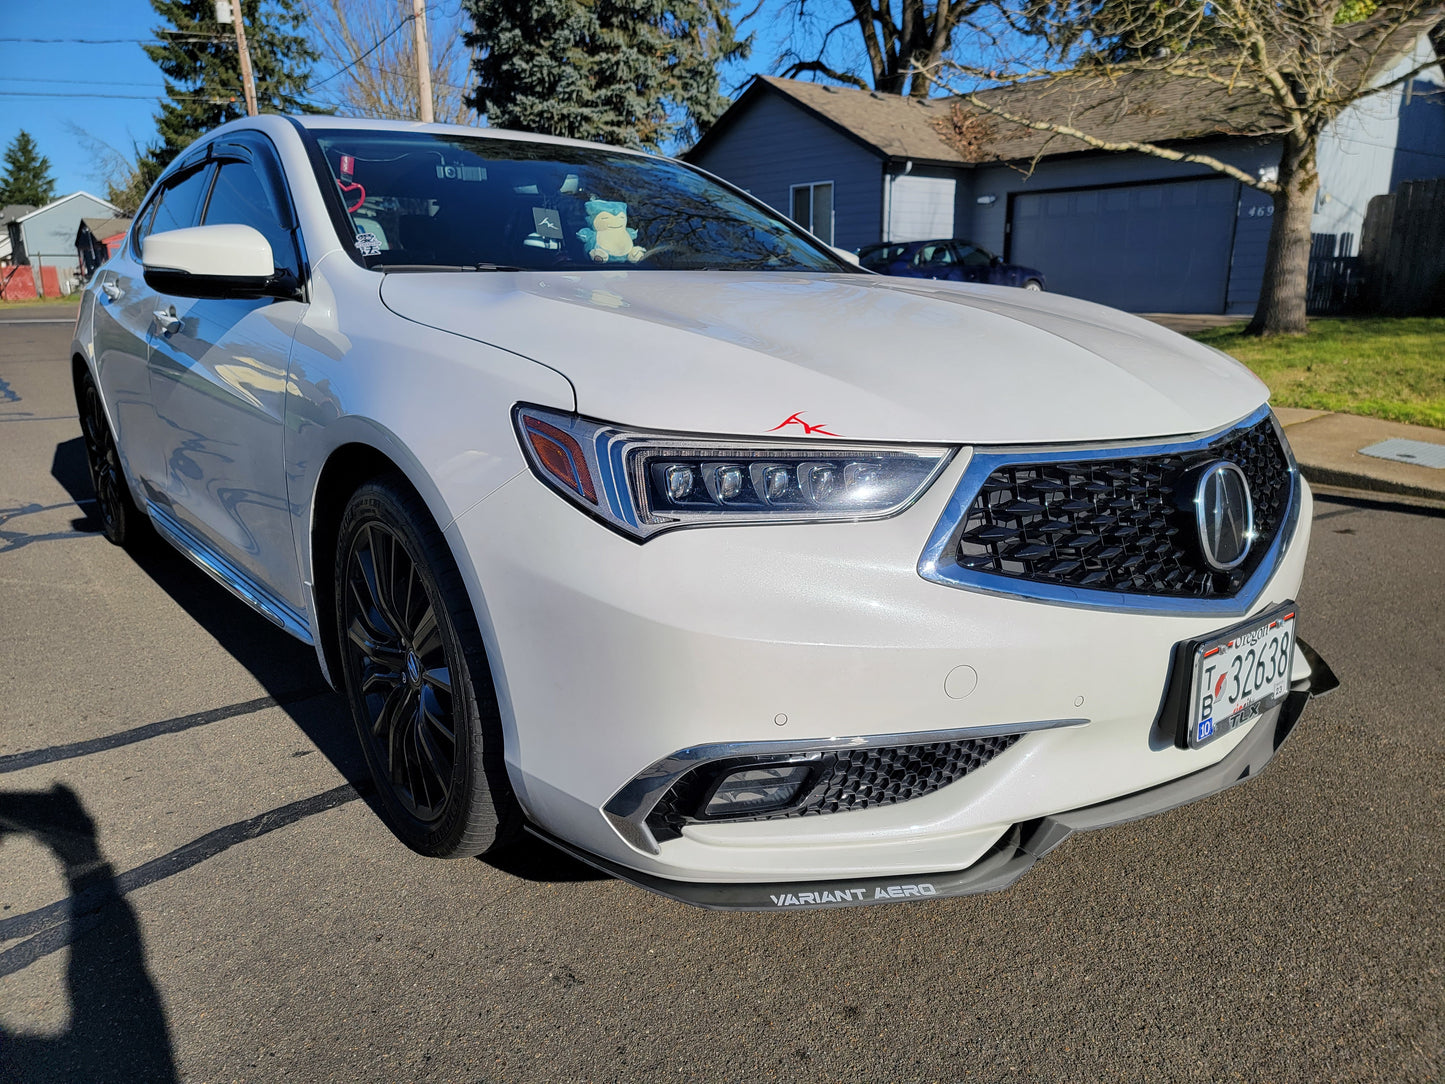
[1195,461,1254,571]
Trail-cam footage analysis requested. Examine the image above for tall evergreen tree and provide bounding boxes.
[0,131,58,207]
[462,0,748,150]
[144,0,320,169]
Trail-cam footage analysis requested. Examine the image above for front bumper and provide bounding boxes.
[529,641,1338,910]
[449,438,1317,888]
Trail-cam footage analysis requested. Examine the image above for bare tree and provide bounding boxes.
[65,125,165,216]
[763,0,989,97]
[938,2,1445,335]
[303,0,475,123]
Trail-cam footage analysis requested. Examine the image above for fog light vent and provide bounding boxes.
[646,734,1021,844]
[703,763,815,818]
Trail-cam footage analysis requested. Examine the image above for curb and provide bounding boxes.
[1298,461,1445,504]
[1302,473,1445,513]
[1276,409,1445,509]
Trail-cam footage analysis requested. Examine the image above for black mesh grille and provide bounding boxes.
[646,734,1020,843]
[947,417,1291,597]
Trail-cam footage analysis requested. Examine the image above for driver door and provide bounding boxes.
[145,139,309,620]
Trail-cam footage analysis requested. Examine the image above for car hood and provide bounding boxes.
[379,271,1266,445]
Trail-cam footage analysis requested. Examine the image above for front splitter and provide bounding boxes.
[526,642,1338,911]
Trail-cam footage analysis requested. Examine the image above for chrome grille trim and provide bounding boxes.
[917,405,1301,616]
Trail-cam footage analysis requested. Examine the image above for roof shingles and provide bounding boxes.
[748,71,1284,167]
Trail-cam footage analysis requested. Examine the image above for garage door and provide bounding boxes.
[1009,178,1239,313]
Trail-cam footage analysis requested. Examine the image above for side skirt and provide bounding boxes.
[147,501,314,645]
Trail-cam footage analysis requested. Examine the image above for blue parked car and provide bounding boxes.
[858,239,1046,291]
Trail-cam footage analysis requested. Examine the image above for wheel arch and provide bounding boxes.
[301,431,530,829]
[71,351,125,471]
[302,430,500,694]
[71,351,104,412]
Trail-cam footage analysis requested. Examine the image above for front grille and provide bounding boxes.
[946,417,1291,598]
[646,734,1020,843]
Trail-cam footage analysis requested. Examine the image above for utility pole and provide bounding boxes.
[412,0,434,123]
[227,0,258,117]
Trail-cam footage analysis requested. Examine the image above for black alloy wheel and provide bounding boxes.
[335,476,521,858]
[76,371,145,546]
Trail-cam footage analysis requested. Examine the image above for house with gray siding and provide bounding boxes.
[688,33,1445,315]
[6,191,122,295]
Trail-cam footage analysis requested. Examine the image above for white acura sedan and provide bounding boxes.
[73,115,1335,909]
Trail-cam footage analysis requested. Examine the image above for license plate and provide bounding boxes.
[1188,605,1297,749]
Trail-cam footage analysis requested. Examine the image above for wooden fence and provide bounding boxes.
[1306,256,1366,315]
[1359,177,1445,316]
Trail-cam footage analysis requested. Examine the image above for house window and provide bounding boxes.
[791,182,834,245]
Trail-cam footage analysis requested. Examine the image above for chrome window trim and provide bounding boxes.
[916,404,1300,617]
[602,716,1088,855]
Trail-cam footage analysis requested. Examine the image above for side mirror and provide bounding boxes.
[142,224,297,300]
[829,245,861,266]
[990,254,1003,267]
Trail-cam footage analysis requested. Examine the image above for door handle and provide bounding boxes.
[152,308,183,335]
[101,280,122,301]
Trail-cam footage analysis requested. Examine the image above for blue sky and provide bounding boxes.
[0,0,814,201]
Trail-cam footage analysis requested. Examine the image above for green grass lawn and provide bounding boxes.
[0,294,81,306]
[1193,317,1445,430]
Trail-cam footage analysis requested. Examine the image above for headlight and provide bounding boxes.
[514,404,955,541]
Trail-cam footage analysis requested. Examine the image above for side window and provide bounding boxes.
[133,163,214,258]
[956,243,991,267]
[914,242,954,268]
[203,158,299,278]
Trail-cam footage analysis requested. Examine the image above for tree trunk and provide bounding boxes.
[1246,131,1318,336]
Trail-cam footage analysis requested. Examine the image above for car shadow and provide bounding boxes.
[0,785,179,1084]
[48,436,600,886]
[484,839,605,883]
[49,436,101,534]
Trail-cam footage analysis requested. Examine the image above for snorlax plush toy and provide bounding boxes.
[577,200,646,263]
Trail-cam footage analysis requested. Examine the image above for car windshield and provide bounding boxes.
[310,129,847,273]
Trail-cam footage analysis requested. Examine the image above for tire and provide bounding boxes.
[1023,279,1044,292]
[334,475,522,858]
[75,368,148,548]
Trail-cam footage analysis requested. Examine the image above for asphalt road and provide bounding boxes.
[1,306,1441,1084]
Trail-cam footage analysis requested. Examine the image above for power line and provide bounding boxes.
[0,76,167,88]
[0,90,235,102]
[367,65,470,94]
[303,16,417,93]
[0,36,231,45]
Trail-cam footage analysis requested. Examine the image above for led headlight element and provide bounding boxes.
[514,404,954,541]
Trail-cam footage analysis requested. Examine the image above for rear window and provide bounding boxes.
[309,129,851,274]
[858,243,909,271]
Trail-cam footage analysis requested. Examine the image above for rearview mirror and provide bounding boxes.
[142,224,297,300]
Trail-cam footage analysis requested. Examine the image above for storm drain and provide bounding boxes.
[1358,439,1445,469]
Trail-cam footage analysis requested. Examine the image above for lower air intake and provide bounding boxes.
[646,734,1021,843]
